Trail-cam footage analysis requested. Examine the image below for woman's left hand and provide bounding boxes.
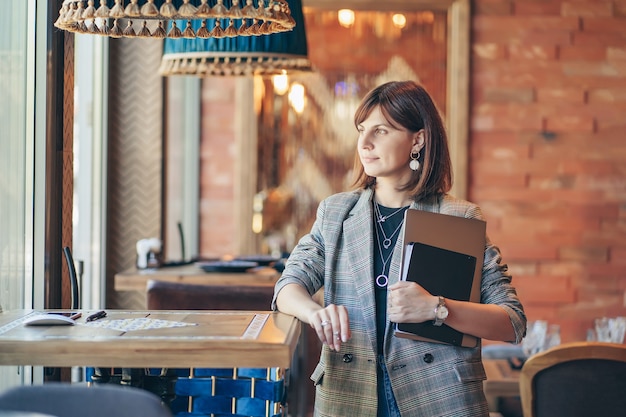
[387,281,437,323]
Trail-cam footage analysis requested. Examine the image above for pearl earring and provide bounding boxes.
[409,151,420,171]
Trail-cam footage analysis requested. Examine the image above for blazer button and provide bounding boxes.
[342,354,353,363]
[423,353,434,363]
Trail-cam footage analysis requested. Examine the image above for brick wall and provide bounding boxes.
[199,77,239,257]
[199,0,626,343]
[471,0,626,342]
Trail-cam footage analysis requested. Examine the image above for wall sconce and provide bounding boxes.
[392,14,406,29]
[288,82,305,114]
[158,0,311,76]
[337,9,355,28]
[272,70,290,95]
[55,0,297,40]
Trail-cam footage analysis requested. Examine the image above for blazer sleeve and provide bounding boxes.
[440,195,526,344]
[271,199,328,310]
[468,203,526,344]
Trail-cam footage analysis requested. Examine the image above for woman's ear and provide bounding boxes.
[413,129,426,150]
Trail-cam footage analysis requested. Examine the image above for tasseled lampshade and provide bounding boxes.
[159,0,310,76]
[54,0,297,40]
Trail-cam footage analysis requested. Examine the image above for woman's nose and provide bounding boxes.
[359,131,373,148]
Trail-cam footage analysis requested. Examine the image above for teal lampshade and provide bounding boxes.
[159,0,310,76]
[54,0,296,40]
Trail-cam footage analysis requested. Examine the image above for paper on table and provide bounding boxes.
[84,317,197,332]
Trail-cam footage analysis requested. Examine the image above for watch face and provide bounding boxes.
[437,307,449,320]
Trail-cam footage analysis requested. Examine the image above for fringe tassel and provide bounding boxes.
[54,0,296,40]
[159,53,312,77]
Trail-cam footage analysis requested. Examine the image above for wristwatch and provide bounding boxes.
[433,296,448,326]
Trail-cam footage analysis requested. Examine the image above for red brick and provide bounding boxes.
[473,61,569,89]
[501,244,560,261]
[475,142,532,159]
[562,1,614,17]
[573,32,626,47]
[471,172,528,188]
[483,87,535,102]
[515,230,583,249]
[472,43,508,60]
[473,0,513,15]
[473,187,606,204]
[515,275,576,303]
[474,16,580,31]
[514,0,562,16]
[586,270,626,288]
[558,45,607,60]
[610,247,626,264]
[509,44,558,60]
[608,46,626,61]
[593,103,626,126]
[510,215,601,234]
[472,159,550,178]
[507,262,539,278]
[471,131,522,146]
[520,130,624,149]
[582,17,626,32]
[473,29,573,45]
[559,246,609,262]
[617,0,626,17]
[536,87,586,103]
[520,201,619,222]
[539,261,586,277]
[472,103,544,131]
[545,114,596,132]
[589,87,626,102]
[562,61,624,77]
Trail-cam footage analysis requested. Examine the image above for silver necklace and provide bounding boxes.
[374,221,394,288]
[374,202,405,249]
[374,200,407,223]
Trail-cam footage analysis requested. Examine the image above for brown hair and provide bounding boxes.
[351,80,452,200]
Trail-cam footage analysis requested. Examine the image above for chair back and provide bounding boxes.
[0,382,173,417]
[63,246,80,309]
[519,341,626,417]
[146,279,275,311]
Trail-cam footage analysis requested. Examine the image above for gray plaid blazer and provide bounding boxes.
[273,188,526,417]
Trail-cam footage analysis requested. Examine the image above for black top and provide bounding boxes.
[373,204,408,354]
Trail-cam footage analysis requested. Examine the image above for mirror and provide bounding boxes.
[164,0,469,260]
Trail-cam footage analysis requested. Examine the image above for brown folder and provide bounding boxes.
[393,209,486,348]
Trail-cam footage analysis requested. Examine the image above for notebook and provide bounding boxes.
[393,209,486,347]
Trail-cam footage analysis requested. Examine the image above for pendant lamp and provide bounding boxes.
[54,0,297,40]
[159,0,310,76]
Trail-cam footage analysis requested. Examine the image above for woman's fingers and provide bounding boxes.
[311,304,350,351]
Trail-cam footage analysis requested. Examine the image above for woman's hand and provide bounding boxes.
[387,281,437,324]
[309,304,351,351]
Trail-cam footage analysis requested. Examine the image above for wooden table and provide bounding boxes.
[483,358,521,411]
[114,265,280,291]
[0,310,300,369]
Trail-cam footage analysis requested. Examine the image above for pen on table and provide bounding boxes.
[86,310,107,322]
[70,312,82,320]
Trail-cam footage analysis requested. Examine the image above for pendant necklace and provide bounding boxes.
[374,222,395,288]
[373,203,407,288]
[373,201,406,249]
[375,201,407,224]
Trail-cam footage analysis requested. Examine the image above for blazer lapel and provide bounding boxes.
[343,189,379,352]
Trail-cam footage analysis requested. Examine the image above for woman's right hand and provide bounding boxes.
[309,304,351,351]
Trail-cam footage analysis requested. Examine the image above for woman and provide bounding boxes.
[272,80,526,417]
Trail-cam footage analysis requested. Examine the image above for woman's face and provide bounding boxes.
[357,106,421,184]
